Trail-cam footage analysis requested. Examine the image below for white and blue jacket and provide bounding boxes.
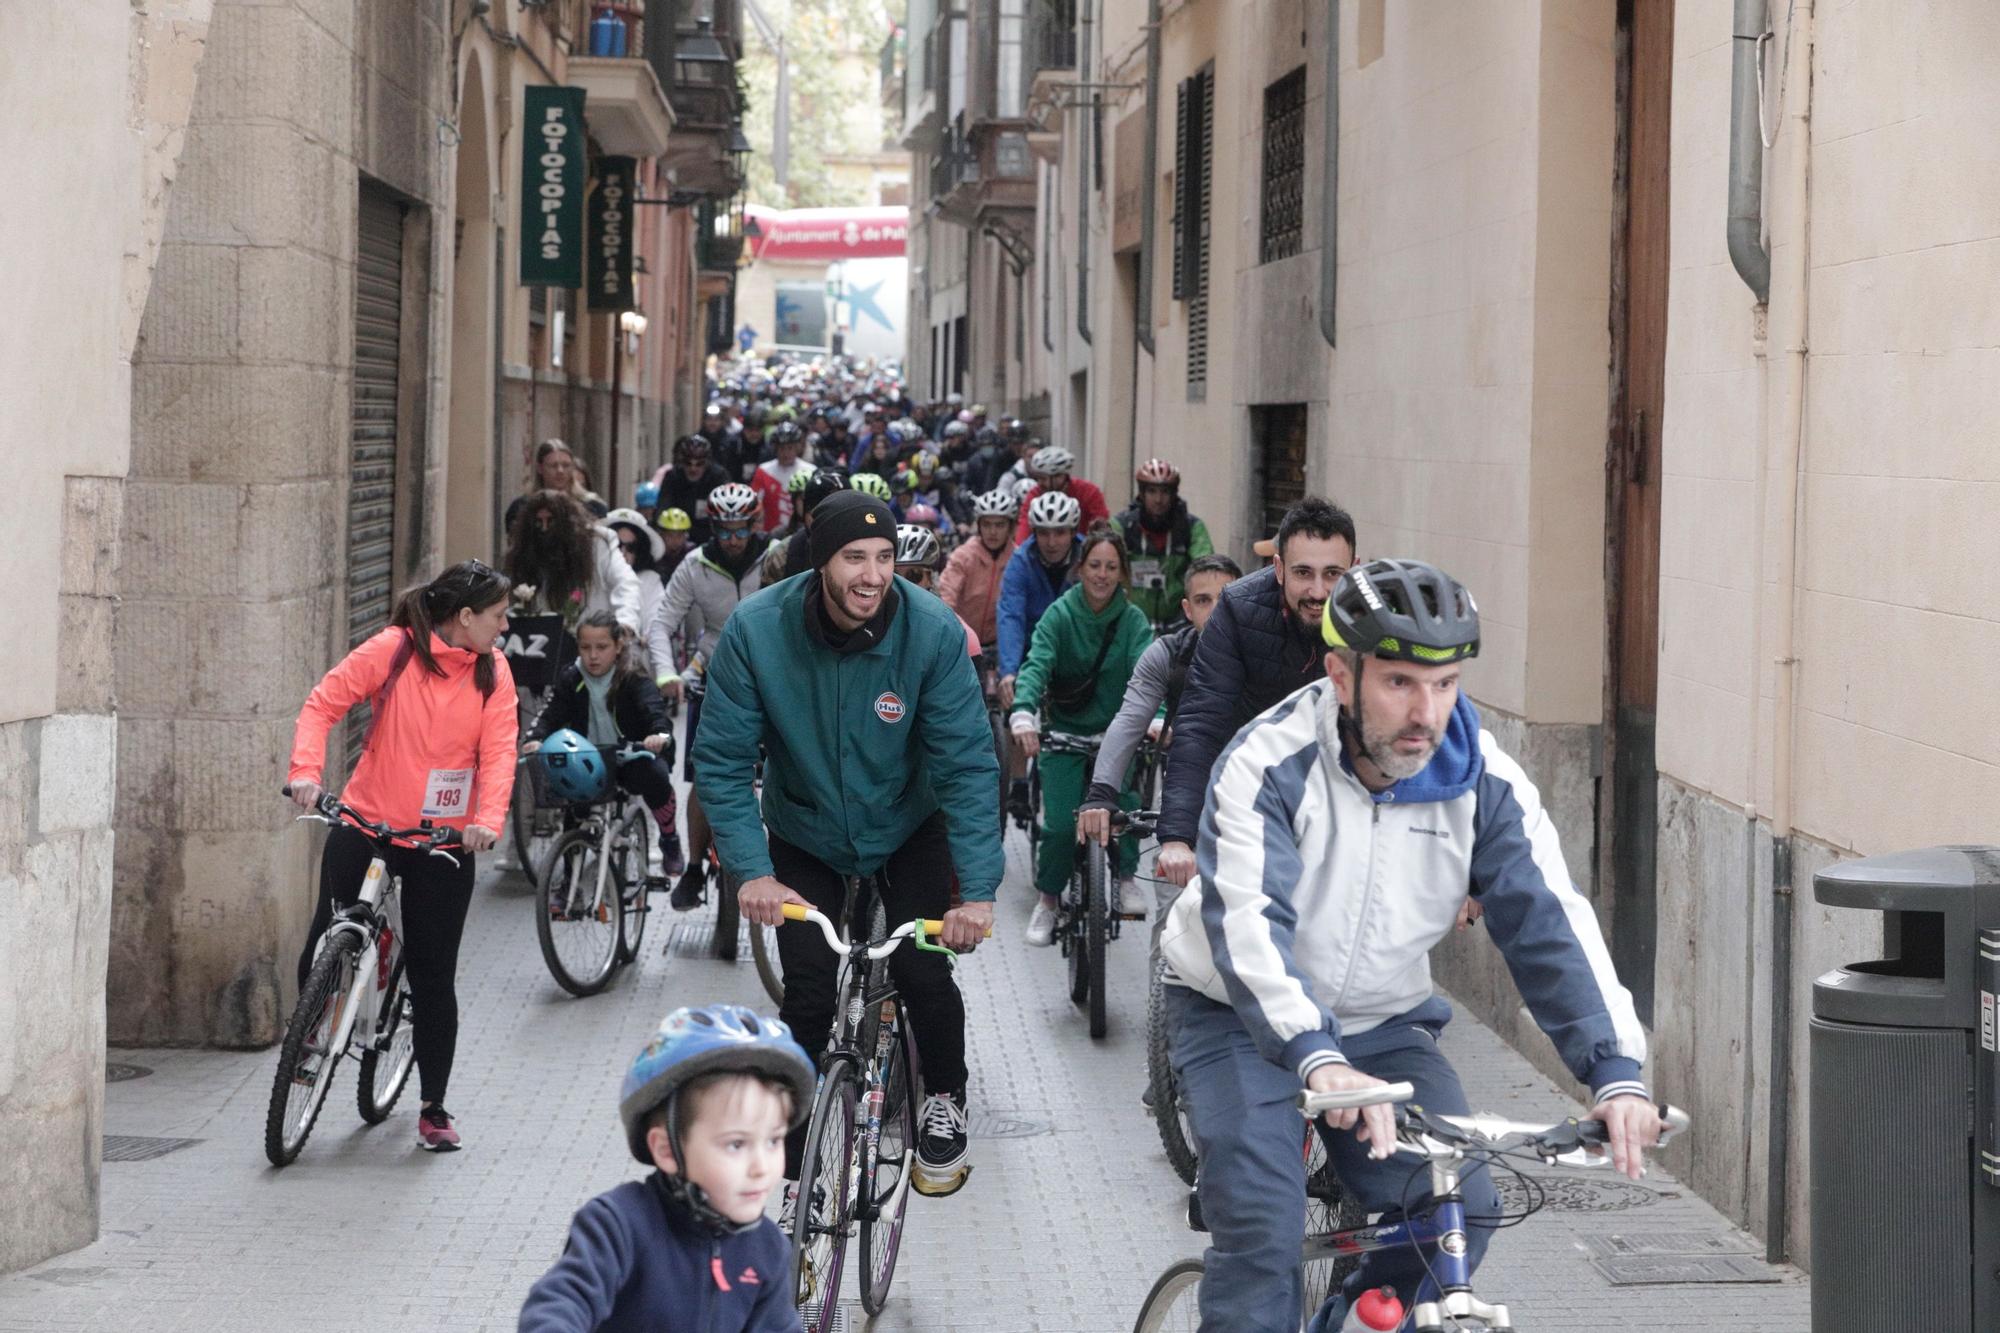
[1158,683,1648,1106]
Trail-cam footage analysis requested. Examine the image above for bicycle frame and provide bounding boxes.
[315,856,401,1062]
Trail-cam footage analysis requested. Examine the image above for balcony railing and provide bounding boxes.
[931,113,978,199]
[1029,1,1076,75]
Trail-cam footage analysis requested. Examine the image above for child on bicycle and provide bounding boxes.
[523,610,685,875]
[519,1004,815,1332]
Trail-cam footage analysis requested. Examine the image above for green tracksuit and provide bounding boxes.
[1009,586,1155,895]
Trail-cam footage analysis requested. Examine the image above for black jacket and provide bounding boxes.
[529,661,674,762]
[1156,565,1326,846]
[659,464,732,544]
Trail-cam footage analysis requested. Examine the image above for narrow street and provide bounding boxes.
[1,826,1807,1333]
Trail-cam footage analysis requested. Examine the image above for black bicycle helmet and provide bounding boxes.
[769,420,805,448]
[800,467,850,515]
[1322,559,1480,665]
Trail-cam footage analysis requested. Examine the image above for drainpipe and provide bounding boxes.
[1075,0,1093,347]
[1759,0,1813,1266]
[1728,0,1771,301]
[1318,0,1338,347]
[1135,0,1159,356]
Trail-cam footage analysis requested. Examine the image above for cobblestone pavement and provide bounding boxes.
[0,825,1809,1332]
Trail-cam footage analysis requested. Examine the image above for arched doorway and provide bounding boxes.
[445,50,498,563]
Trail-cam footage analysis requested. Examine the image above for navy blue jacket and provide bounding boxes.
[518,1173,800,1333]
[995,536,1081,678]
[1156,565,1326,847]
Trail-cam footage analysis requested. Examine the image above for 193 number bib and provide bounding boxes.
[422,768,474,818]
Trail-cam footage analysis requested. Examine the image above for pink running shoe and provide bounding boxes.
[417,1105,461,1152]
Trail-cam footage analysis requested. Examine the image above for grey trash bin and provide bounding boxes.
[1809,846,2000,1332]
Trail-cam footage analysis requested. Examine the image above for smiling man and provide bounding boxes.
[692,490,1003,1201]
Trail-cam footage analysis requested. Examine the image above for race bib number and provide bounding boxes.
[422,768,474,819]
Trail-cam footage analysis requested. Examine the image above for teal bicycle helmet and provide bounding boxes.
[538,728,610,803]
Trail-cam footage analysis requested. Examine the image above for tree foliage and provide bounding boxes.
[740,0,895,209]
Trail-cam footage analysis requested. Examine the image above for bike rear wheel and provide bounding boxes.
[536,830,622,996]
[1147,956,1199,1186]
[614,806,651,965]
[1085,839,1110,1038]
[265,937,357,1166]
[1131,1259,1204,1333]
[858,1013,918,1315]
[356,958,415,1125]
[792,1062,858,1331]
[1302,1145,1367,1317]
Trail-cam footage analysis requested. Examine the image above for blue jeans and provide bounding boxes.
[1165,987,1499,1333]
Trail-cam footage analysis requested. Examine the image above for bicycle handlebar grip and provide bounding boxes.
[781,902,811,921]
[918,918,994,938]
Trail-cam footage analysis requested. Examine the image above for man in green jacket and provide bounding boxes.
[693,490,1000,1197]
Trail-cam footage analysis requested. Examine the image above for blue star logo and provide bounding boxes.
[845,279,893,333]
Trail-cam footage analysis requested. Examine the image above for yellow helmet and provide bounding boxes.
[656,507,693,533]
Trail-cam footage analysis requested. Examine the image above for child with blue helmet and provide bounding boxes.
[519,1005,816,1333]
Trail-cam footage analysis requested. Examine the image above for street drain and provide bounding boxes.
[971,1111,1052,1139]
[105,1062,153,1083]
[1593,1254,1781,1286]
[664,919,750,961]
[798,1301,863,1331]
[102,1135,202,1162]
[1579,1231,1757,1259]
[1493,1173,1662,1213]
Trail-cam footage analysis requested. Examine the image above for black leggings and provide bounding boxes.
[772,812,967,1175]
[296,824,477,1106]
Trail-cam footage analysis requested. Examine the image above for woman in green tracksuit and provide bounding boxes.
[1008,530,1155,947]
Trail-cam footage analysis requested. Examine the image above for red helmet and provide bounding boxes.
[1135,458,1180,487]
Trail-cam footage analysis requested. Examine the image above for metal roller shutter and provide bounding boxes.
[344,185,405,771]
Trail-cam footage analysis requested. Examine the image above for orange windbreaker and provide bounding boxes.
[288,627,519,833]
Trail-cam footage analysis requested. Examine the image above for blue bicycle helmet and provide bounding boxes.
[620,1007,816,1237]
[635,480,661,510]
[538,728,610,803]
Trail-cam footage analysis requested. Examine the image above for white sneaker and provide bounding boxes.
[1117,877,1149,917]
[1024,902,1057,946]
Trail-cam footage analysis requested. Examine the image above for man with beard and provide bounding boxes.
[654,435,731,544]
[1110,457,1214,630]
[1155,560,1658,1332]
[692,490,1000,1200]
[647,483,769,911]
[502,489,641,635]
[1153,496,1354,887]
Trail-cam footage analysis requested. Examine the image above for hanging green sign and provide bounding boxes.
[520,85,587,288]
[586,156,636,313]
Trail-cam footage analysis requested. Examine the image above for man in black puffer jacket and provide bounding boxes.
[1154,497,1356,887]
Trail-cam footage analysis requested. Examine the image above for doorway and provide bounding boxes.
[1602,0,1674,1024]
[1250,404,1309,551]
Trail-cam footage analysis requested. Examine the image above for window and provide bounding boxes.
[1260,66,1306,264]
[1173,64,1213,399]
[1251,405,1310,545]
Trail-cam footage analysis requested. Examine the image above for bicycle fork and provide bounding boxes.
[1408,1162,1511,1333]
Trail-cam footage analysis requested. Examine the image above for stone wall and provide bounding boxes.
[113,0,455,1047]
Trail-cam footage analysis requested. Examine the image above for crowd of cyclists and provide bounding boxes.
[283,352,1665,1332]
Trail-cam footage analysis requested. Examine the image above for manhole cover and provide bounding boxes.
[970,1111,1052,1139]
[105,1062,152,1083]
[1579,1231,1757,1259]
[102,1135,202,1162]
[1494,1172,1662,1213]
[1593,1253,1780,1286]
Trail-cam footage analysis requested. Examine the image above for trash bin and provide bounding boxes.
[1809,846,2000,1332]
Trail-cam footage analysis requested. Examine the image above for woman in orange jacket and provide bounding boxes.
[287,560,518,1152]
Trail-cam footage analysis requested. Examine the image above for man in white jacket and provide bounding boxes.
[1157,559,1661,1333]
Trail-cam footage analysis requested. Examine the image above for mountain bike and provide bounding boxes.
[533,743,657,996]
[783,886,985,1329]
[1133,1084,1692,1332]
[265,790,462,1167]
[1067,802,1150,1039]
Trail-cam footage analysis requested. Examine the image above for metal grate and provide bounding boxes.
[1260,66,1307,263]
[1185,65,1213,401]
[1594,1254,1782,1286]
[1578,1231,1758,1259]
[103,1135,203,1162]
[1492,1171,1663,1214]
[344,184,405,771]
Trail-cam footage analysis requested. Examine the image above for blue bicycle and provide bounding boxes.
[1133,1083,1690,1332]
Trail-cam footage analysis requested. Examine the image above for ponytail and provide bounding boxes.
[390,559,513,696]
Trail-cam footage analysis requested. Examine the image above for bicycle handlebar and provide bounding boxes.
[1296,1084,1690,1165]
[279,787,465,865]
[1039,729,1101,755]
[778,902,992,957]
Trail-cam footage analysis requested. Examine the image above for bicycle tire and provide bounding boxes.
[711,863,742,961]
[356,957,415,1125]
[265,937,358,1166]
[989,704,1009,816]
[1026,757,1042,862]
[614,806,651,966]
[536,830,621,996]
[750,913,783,1003]
[858,1014,918,1315]
[1131,1258,1204,1333]
[1065,870,1090,1008]
[792,1061,858,1331]
[1147,956,1199,1186]
[1301,1185,1368,1325]
[1085,838,1110,1038]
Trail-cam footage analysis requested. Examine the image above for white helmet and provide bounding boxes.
[1026,491,1082,530]
[893,524,942,570]
[1030,444,1075,476]
[707,482,758,523]
[971,489,1019,520]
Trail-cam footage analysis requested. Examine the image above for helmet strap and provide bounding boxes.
[1338,655,1388,778]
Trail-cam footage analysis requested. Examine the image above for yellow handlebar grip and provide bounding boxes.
[781,902,810,921]
[921,918,994,938]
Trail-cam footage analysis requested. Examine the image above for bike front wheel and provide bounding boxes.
[750,912,784,1004]
[1147,955,1199,1186]
[792,1061,858,1331]
[1085,838,1110,1038]
[711,861,742,961]
[536,830,622,996]
[265,937,358,1166]
[1132,1259,1204,1333]
[859,1014,918,1315]
[614,806,651,966]
[356,958,415,1124]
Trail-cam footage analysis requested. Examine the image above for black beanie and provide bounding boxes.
[809,491,897,568]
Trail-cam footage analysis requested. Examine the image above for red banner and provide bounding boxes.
[745,206,909,262]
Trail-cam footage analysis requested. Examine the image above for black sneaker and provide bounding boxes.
[660,838,688,878]
[669,863,707,912]
[917,1089,969,1177]
[1006,778,1033,825]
